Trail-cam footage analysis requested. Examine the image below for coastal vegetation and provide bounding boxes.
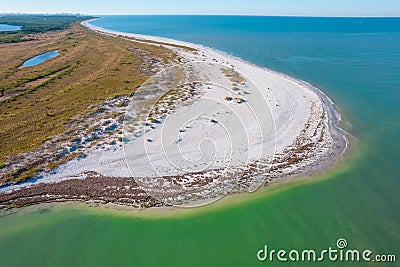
[0,14,93,43]
[0,16,178,185]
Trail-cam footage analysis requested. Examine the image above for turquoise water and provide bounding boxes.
[0,24,21,31]
[0,16,399,266]
[22,50,59,67]
[90,16,400,133]
[90,16,400,158]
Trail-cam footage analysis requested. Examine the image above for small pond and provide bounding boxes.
[0,24,22,31]
[22,50,59,67]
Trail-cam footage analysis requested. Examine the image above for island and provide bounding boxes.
[0,15,347,209]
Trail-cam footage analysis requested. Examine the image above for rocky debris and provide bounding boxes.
[0,172,161,209]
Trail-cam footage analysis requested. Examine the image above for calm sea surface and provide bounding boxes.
[0,16,399,266]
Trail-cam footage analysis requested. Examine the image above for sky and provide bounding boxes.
[0,0,399,17]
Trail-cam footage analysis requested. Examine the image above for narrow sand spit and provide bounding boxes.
[0,20,347,208]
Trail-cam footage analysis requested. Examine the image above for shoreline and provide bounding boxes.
[0,19,348,210]
[82,19,348,174]
[82,19,348,151]
[0,153,354,218]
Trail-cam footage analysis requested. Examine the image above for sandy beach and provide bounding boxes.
[0,20,347,208]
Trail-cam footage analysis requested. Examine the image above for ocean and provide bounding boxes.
[0,16,399,266]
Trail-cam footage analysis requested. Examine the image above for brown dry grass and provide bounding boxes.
[0,23,176,165]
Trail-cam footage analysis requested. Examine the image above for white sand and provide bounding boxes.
[0,21,347,204]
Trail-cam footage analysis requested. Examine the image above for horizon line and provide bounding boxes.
[0,12,399,18]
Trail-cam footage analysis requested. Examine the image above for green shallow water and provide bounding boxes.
[0,16,399,266]
[0,145,398,266]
